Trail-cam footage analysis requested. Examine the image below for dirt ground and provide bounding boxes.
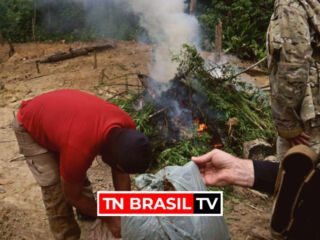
[0,41,273,240]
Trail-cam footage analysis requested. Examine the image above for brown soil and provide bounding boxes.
[0,41,272,240]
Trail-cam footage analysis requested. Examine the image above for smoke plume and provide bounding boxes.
[39,0,200,82]
[123,0,201,82]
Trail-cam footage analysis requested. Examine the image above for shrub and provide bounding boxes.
[198,0,274,60]
[0,0,34,42]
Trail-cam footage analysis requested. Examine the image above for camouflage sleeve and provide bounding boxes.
[267,0,313,139]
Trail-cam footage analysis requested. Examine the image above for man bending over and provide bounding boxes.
[13,89,152,239]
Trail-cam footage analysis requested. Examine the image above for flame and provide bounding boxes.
[197,123,208,132]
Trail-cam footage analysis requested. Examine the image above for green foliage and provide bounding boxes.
[0,0,140,42]
[174,45,275,154]
[106,46,275,165]
[107,92,213,169]
[109,95,155,137]
[0,0,34,42]
[0,0,273,56]
[35,0,87,41]
[108,45,275,164]
[198,0,274,59]
[157,133,212,168]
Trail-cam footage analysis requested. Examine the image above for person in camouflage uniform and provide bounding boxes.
[267,0,320,160]
[267,1,320,238]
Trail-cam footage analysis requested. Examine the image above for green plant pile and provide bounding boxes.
[174,44,275,154]
[109,95,155,137]
[157,132,212,168]
[107,46,275,167]
[198,0,274,59]
[108,93,212,169]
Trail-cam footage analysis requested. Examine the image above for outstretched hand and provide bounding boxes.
[192,149,254,188]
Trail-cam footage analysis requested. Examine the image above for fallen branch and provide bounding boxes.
[39,42,115,63]
[230,56,267,80]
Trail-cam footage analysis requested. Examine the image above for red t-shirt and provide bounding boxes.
[18,89,135,184]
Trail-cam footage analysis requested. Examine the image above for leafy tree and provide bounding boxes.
[0,0,34,42]
[36,0,88,41]
[0,0,274,59]
[198,0,274,59]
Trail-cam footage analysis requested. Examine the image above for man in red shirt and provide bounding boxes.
[13,89,152,239]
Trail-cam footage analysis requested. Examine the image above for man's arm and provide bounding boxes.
[268,1,313,141]
[192,149,279,194]
[61,169,128,239]
[112,167,131,191]
[61,167,132,215]
[252,160,278,194]
[61,177,97,217]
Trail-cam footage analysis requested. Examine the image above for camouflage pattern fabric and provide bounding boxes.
[267,0,320,158]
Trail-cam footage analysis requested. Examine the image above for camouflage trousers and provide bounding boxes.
[277,120,320,163]
[12,119,94,240]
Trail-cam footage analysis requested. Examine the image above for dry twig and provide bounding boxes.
[148,108,168,119]
[107,91,129,101]
[231,56,267,79]
[248,189,269,200]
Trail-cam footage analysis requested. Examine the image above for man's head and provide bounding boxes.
[102,128,152,173]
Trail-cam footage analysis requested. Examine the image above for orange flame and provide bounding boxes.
[197,123,208,132]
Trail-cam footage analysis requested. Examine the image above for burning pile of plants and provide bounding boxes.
[108,45,275,169]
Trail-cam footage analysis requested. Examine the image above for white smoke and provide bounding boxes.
[39,0,201,82]
[123,0,201,82]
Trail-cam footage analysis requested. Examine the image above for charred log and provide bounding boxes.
[39,42,115,63]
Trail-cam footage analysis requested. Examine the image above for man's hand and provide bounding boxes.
[103,216,121,238]
[61,177,97,218]
[192,149,254,187]
[287,132,310,146]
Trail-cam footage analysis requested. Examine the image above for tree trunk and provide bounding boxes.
[215,21,223,62]
[32,0,37,41]
[189,0,197,14]
[0,32,4,45]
